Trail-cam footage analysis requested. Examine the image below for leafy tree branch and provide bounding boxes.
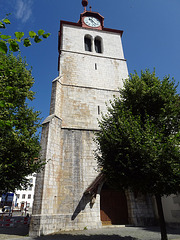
[0,14,50,54]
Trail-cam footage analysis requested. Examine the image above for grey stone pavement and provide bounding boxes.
[0,225,180,240]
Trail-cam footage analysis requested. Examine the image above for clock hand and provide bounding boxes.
[89,18,96,26]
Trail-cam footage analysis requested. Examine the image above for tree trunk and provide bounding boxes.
[155,194,168,240]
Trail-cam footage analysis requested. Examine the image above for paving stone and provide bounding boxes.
[1,226,180,240]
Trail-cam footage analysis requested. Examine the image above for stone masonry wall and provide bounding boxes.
[61,25,125,59]
[50,78,121,130]
[30,22,129,236]
[126,191,157,226]
[30,121,102,236]
[162,194,180,228]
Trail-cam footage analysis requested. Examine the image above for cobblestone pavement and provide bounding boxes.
[0,226,180,240]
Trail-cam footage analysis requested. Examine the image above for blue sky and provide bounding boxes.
[1,0,180,136]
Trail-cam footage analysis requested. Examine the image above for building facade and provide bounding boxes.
[162,194,180,228]
[15,174,36,211]
[29,1,156,237]
[0,174,36,214]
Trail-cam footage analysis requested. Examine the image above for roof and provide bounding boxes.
[84,173,105,195]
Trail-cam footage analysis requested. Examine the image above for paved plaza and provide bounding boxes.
[0,224,180,240]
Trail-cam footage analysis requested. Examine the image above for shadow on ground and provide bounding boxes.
[0,226,29,236]
[34,234,137,240]
[0,226,180,240]
[142,226,180,235]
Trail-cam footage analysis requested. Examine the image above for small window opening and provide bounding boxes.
[95,37,102,53]
[98,106,100,115]
[95,63,97,70]
[84,36,92,52]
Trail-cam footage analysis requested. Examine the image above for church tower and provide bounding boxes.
[29,1,155,237]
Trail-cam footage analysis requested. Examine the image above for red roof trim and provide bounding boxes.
[80,11,104,21]
[103,27,123,36]
[59,20,123,37]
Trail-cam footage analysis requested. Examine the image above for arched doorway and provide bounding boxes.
[100,183,129,225]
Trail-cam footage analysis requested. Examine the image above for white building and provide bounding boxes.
[162,194,180,227]
[15,173,36,211]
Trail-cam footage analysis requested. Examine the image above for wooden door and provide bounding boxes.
[100,189,129,225]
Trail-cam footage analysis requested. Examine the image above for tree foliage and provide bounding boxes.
[0,14,50,54]
[0,53,46,192]
[0,13,50,192]
[95,70,180,196]
[95,70,180,239]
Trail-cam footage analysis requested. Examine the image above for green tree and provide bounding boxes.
[95,70,180,240]
[0,53,45,193]
[0,13,50,193]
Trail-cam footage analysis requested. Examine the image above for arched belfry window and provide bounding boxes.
[84,35,92,52]
[94,36,103,53]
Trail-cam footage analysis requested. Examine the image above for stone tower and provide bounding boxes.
[29,1,156,237]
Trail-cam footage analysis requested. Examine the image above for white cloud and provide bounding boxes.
[15,0,33,23]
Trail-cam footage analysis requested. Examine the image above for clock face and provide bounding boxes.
[84,17,101,28]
